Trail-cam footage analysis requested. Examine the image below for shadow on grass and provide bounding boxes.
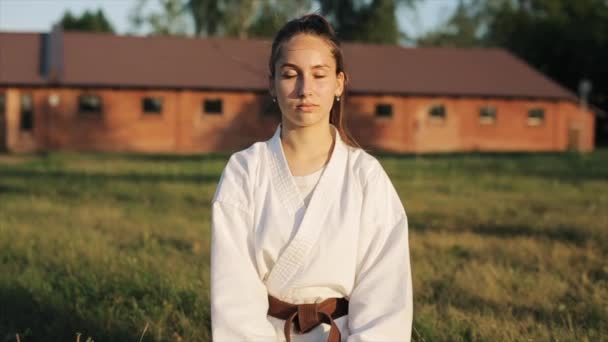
[427,280,605,331]
[376,149,608,183]
[409,216,592,246]
[0,169,219,185]
[49,151,231,164]
[374,149,608,161]
[117,152,230,163]
[470,223,589,245]
[0,184,28,196]
[0,285,145,342]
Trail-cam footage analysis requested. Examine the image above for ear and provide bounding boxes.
[335,71,345,97]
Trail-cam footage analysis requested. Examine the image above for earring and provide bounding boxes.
[335,96,340,102]
[272,97,276,103]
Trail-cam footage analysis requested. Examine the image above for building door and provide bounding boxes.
[567,125,581,151]
[0,93,5,151]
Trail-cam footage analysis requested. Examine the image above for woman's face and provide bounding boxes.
[271,34,344,130]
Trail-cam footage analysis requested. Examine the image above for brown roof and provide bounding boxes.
[0,32,47,86]
[0,30,576,100]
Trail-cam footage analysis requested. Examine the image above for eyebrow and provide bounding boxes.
[280,63,331,70]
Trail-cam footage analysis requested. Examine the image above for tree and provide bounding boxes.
[417,0,484,47]
[359,0,401,44]
[131,0,312,38]
[489,0,608,143]
[56,8,115,33]
[186,0,259,37]
[417,0,608,143]
[248,0,314,38]
[127,0,421,43]
[185,0,222,36]
[318,0,361,41]
[129,0,189,36]
[319,0,418,44]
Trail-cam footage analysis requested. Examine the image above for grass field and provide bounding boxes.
[0,149,607,341]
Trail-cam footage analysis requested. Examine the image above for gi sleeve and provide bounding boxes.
[211,155,277,341]
[347,163,413,342]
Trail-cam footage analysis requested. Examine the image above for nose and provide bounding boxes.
[297,74,313,98]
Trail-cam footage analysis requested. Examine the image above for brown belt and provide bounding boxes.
[267,295,349,342]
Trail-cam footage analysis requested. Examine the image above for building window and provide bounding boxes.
[429,104,446,120]
[527,108,545,126]
[142,97,163,115]
[479,106,497,124]
[20,94,34,131]
[0,93,5,115]
[375,103,393,118]
[78,94,103,115]
[204,99,223,115]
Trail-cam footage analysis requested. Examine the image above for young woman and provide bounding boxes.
[211,14,413,342]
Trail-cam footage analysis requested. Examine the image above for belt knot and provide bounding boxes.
[267,295,349,342]
[296,302,321,333]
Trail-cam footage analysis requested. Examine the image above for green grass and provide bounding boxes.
[1,150,607,341]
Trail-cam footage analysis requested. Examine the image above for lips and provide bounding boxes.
[296,103,318,111]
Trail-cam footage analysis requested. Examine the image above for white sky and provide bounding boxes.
[0,0,457,40]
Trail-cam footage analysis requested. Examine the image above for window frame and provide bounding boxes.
[78,93,103,116]
[479,106,497,125]
[527,107,545,126]
[375,103,393,118]
[142,96,163,115]
[203,98,223,115]
[0,93,6,116]
[20,93,34,131]
[428,103,447,121]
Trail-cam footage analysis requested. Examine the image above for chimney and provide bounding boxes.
[578,78,592,110]
[42,24,64,84]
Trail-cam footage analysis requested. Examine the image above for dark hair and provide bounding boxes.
[269,14,359,148]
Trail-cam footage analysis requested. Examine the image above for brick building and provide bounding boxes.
[0,29,594,154]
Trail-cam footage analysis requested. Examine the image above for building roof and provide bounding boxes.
[0,30,577,101]
[0,32,47,86]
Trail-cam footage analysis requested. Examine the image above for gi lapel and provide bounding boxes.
[267,124,304,216]
[265,124,347,294]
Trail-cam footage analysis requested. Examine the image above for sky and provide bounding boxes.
[0,0,457,40]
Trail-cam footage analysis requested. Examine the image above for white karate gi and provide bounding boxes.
[211,124,413,341]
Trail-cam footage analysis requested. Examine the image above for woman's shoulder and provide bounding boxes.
[346,147,406,220]
[213,141,267,206]
[345,146,388,187]
[225,141,267,172]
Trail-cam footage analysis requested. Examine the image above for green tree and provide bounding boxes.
[489,0,608,143]
[185,0,222,36]
[319,0,418,44]
[129,0,189,36]
[359,0,400,43]
[186,0,258,37]
[417,0,484,47]
[131,0,312,38]
[248,0,314,38]
[129,0,419,43]
[56,8,115,33]
[418,0,608,121]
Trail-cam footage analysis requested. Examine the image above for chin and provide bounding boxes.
[282,110,325,127]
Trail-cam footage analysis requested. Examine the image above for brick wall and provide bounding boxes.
[176,90,278,153]
[345,95,595,153]
[1,87,279,153]
[0,87,595,154]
